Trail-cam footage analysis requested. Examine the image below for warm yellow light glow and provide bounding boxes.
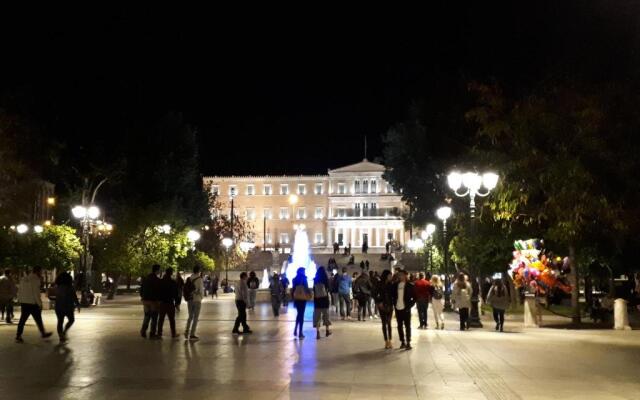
[288,194,299,205]
[47,197,56,206]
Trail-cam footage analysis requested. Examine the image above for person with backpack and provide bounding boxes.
[183,265,204,340]
[269,272,283,317]
[247,271,260,310]
[430,275,445,329]
[313,266,332,339]
[452,273,472,331]
[354,271,373,321]
[232,272,252,334]
[140,264,162,339]
[486,278,510,332]
[53,271,80,343]
[158,267,180,338]
[337,267,352,320]
[291,268,310,339]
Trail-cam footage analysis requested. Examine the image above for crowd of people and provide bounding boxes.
[0,262,526,347]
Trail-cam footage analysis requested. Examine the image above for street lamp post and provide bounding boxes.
[222,237,233,284]
[421,223,436,273]
[72,204,101,307]
[447,171,499,327]
[436,206,453,311]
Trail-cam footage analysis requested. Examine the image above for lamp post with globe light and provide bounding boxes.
[421,223,436,273]
[72,204,101,306]
[436,206,453,311]
[447,171,499,327]
[222,237,233,284]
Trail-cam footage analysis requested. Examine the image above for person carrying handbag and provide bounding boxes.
[291,268,310,339]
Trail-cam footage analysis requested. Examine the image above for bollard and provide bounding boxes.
[614,298,632,330]
[524,295,539,328]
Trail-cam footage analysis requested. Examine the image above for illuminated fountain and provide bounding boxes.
[283,224,316,287]
[260,268,270,289]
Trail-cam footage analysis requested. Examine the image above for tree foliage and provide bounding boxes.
[0,225,81,270]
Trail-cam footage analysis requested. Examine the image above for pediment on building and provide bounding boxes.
[328,159,386,174]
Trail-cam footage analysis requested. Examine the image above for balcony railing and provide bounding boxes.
[330,208,401,219]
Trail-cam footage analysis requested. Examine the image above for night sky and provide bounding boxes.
[1,4,639,176]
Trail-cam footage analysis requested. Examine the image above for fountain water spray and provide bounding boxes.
[284,224,316,287]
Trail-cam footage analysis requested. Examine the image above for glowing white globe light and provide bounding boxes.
[421,231,428,240]
[462,172,482,191]
[426,223,436,236]
[222,237,233,248]
[161,224,171,234]
[436,206,452,221]
[482,172,499,190]
[87,206,100,220]
[447,171,463,190]
[72,206,87,219]
[186,230,201,242]
[33,225,43,234]
[16,224,29,234]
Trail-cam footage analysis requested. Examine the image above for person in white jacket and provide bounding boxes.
[16,267,52,342]
[452,273,472,331]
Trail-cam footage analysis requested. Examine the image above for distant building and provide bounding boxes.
[0,179,55,226]
[203,159,407,253]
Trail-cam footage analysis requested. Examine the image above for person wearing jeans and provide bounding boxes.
[414,272,432,329]
[140,264,162,339]
[430,275,445,329]
[375,269,394,349]
[158,267,179,338]
[184,266,204,340]
[291,268,309,339]
[233,272,252,334]
[391,269,415,350]
[452,273,472,331]
[16,267,52,342]
[337,268,352,320]
[486,279,510,332]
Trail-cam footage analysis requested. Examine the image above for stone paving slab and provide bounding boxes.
[0,295,638,399]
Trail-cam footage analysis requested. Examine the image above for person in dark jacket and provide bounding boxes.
[291,268,309,339]
[269,272,283,317]
[54,271,80,343]
[374,269,394,349]
[140,264,162,338]
[313,266,332,339]
[175,273,184,312]
[158,267,180,338]
[353,272,373,321]
[391,269,416,350]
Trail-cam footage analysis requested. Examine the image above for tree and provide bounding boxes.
[178,251,215,273]
[465,82,640,322]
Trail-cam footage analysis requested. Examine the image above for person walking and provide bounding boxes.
[354,271,373,321]
[280,273,290,308]
[183,265,204,340]
[15,267,52,342]
[313,266,332,339]
[391,269,415,350]
[0,269,17,324]
[158,267,179,338]
[211,275,219,299]
[247,271,260,310]
[375,269,394,349]
[487,279,510,332]
[329,271,340,314]
[430,275,445,329]
[232,272,252,334]
[175,272,184,312]
[140,264,162,339]
[269,272,283,317]
[337,267,352,320]
[53,271,80,343]
[291,268,310,339]
[414,272,432,329]
[452,273,472,331]
[369,271,380,319]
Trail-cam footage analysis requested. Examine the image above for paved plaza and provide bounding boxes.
[0,295,638,400]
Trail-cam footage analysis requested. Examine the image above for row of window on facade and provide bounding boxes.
[210,180,394,197]
[240,203,387,220]
[264,231,396,246]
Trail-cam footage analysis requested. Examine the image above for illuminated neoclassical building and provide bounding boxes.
[203,159,407,253]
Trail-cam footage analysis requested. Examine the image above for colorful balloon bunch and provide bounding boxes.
[509,239,571,294]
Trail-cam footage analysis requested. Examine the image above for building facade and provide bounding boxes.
[202,159,406,254]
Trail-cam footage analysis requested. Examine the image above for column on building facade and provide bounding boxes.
[350,227,356,248]
[327,226,332,246]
